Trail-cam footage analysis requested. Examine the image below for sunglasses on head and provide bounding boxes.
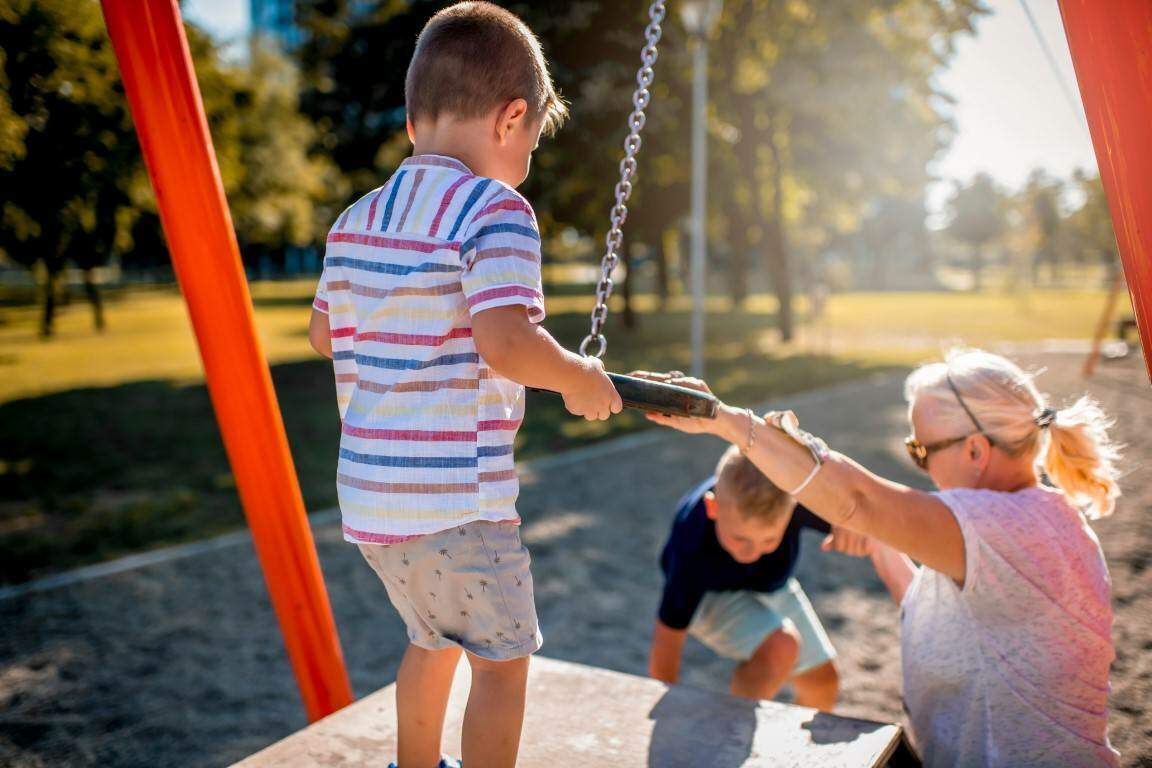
[904,372,995,471]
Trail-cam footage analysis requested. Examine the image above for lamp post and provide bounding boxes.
[681,0,723,379]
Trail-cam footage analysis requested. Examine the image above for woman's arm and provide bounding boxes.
[648,397,965,585]
[649,619,689,685]
[869,542,919,604]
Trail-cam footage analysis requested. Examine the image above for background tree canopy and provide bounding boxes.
[0,0,1122,339]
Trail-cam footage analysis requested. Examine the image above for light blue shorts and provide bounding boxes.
[689,578,836,674]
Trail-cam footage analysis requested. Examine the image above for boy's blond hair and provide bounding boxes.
[405,2,568,136]
[715,445,795,522]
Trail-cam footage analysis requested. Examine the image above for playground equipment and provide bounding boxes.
[100,0,1150,734]
[232,656,917,767]
[1082,273,1127,378]
[100,0,352,720]
[527,0,721,418]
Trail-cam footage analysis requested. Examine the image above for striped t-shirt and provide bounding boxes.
[313,154,546,542]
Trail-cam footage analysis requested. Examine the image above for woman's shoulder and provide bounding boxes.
[934,485,1084,551]
[934,485,1071,518]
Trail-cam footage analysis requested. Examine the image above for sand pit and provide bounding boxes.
[1,350,1148,766]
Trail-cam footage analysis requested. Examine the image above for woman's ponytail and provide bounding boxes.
[1042,395,1121,519]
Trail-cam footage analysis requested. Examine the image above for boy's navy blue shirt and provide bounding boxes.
[658,478,831,630]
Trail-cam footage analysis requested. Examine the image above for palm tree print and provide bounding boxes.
[514,576,523,588]
[460,609,470,618]
[479,579,489,593]
[401,553,410,567]
[493,552,501,564]
[458,528,467,536]
[439,548,452,559]
[495,631,506,640]
[464,588,474,600]
[398,577,407,586]
[428,592,437,602]
[427,610,437,620]
[434,569,443,581]
[513,620,521,631]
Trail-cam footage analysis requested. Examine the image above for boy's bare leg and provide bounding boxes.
[730,624,799,700]
[461,652,530,768]
[397,643,462,768]
[791,660,840,712]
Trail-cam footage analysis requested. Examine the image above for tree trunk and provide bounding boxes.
[728,214,750,307]
[621,241,636,330]
[971,243,982,291]
[731,92,762,314]
[654,233,669,312]
[763,125,794,342]
[83,268,106,332]
[41,269,60,338]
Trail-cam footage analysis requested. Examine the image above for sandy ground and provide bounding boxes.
[1,350,1148,767]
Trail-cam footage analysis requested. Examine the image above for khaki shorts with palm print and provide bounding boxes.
[357,520,542,661]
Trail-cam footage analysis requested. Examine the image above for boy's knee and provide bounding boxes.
[467,652,530,678]
[750,622,800,667]
[797,659,839,688]
[791,659,840,711]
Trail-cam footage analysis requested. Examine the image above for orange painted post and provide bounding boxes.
[100,0,353,720]
[1058,0,1152,382]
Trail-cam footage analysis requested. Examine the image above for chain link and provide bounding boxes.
[579,0,666,358]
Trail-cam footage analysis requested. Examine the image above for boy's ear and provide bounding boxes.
[495,98,529,146]
[406,115,416,145]
[703,492,718,520]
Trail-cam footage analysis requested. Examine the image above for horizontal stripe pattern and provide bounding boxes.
[313,154,544,540]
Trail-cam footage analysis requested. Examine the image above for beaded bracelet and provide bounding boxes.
[741,408,756,455]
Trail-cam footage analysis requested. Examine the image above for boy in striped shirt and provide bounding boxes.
[308,3,622,767]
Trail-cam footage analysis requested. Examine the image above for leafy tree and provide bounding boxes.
[1067,169,1117,278]
[0,2,339,337]
[293,0,986,340]
[216,42,346,265]
[1022,168,1062,284]
[704,0,984,337]
[0,0,138,335]
[946,172,1005,290]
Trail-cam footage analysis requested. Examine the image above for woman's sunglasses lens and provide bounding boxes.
[904,439,928,470]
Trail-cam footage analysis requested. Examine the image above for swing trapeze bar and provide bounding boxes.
[531,373,719,419]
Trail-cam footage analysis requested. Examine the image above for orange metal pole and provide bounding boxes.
[1058,0,1152,382]
[100,0,353,720]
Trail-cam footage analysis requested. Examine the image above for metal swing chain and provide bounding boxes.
[579,0,666,358]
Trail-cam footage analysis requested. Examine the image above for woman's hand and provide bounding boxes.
[629,370,723,435]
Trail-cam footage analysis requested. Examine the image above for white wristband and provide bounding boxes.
[787,460,823,496]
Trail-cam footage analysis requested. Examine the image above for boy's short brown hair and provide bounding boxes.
[715,445,795,523]
[405,2,568,136]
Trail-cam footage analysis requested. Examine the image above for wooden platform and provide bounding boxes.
[234,656,917,767]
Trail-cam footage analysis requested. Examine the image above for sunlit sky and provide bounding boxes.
[183,0,1100,217]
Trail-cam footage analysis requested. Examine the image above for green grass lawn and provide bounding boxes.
[0,280,1120,584]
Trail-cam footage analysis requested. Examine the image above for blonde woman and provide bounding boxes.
[638,349,1120,767]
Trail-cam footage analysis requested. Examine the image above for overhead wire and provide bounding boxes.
[1016,0,1089,131]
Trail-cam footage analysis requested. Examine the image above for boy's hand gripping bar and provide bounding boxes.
[531,372,720,419]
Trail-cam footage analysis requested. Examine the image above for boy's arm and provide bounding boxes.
[309,308,333,359]
[472,305,621,419]
[649,619,689,685]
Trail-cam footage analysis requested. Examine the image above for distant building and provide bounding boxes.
[250,0,376,50]
[251,0,303,50]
